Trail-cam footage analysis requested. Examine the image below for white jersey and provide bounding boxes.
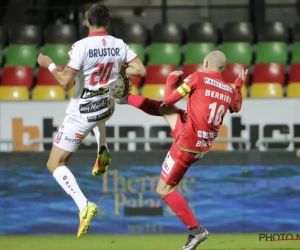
[65,30,137,122]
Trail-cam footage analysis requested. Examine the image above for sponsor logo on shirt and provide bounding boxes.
[81,88,109,99]
[204,77,233,93]
[87,106,114,123]
[79,97,111,114]
[197,130,219,139]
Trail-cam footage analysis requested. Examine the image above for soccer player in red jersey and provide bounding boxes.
[117,51,248,250]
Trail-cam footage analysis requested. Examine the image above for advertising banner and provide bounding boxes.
[0,164,299,235]
[1,99,300,152]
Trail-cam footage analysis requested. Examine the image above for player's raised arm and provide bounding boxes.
[164,71,197,105]
[37,53,78,90]
[229,68,248,113]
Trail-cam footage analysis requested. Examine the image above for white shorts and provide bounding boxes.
[53,111,113,153]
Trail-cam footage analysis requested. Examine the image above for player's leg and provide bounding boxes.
[92,122,111,176]
[50,115,98,238]
[157,144,208,250]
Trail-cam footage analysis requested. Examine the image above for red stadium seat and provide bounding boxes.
[253,63,285,85]
[1,66,33,88]
[289,63,300,83]
[222,63,249,86]
[37,65,65,85]
[129,76,142,87]
[182,64,203,80]
[145,64,176,85]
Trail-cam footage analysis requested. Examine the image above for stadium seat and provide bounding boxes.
[0,26,7,47]
[8,25,42,45]
[129,76,142,87]
[0,86,29,100]
[148,43,181,65]
[115,23,148,44]
[32,86,65,100]
[222,22,254,42]
[256,42,287,64]
[37,65,65,85]
[291,42,300,63]
[131,85,138,95]
[289,63,300,83]
[6,45,38,67]
[253,63,285,85]
[145,64,176,85]
[42,44,70,65]
[187,22,219,43]
[257,22,289,42]
[152,23,183,44]
[128,43,145,63]
[229,84,248,98]
[184,43,215,64]
[141,84,165,99]
[182,64,203,80]
[287,84,300,97]
[221,42,252,65]
[293,22,300,41]
[1,66,34,88]
[250,83,283,98]
[222,64,249,86]
[45,24,77,44]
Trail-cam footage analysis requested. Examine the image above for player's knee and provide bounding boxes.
[46,156,68,173]
[156,185,170,198]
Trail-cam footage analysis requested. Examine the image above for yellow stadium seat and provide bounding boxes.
[287,84,300,97]
[141,84,165,99]
[0,86,29,100]
[68,86,75,99]
[229,84,247,98]
[32,86,65,100]
[250,83,283,98]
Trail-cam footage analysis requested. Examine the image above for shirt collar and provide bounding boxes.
[207,71,223,80]
[88,31,108,37]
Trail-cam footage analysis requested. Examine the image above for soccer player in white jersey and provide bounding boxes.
[37,4,146,237]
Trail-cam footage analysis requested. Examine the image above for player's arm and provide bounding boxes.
[50,67,77,90]
[121,44,146,77]
[229,68,248,113]
[164,71,197,105]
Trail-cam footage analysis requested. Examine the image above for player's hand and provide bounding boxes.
[37,53,54,68]
[235,68,248,88]
[169,70,183,77]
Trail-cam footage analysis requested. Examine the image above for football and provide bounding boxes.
[111,74,132,99]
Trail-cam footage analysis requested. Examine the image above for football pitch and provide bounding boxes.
[0,234,299,250]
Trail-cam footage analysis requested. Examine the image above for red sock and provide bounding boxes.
[163,191,198,228]
[127,94,163,116]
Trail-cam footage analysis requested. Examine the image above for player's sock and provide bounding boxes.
[163,191,199,230]
[53,166,88,211]
[127,94,163,116]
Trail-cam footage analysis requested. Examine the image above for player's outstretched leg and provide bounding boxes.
[47,145,98,238]
[92,123,111,176]
[116,94,163,116]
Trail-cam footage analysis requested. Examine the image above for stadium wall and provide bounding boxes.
[0,151,299,235]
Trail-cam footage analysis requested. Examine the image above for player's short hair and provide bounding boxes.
[87,4,110,27]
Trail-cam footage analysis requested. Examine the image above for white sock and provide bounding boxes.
[53,166,88,212]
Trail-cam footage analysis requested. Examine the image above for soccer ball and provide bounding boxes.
[111,74,132,99]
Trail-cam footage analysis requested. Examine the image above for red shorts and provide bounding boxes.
[160,110,203,186]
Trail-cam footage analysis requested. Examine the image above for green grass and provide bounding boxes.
[0,234,299,250]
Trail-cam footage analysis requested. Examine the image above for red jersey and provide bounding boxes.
[165,71,242,154]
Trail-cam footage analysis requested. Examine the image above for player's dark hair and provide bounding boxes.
[87,4,110,27]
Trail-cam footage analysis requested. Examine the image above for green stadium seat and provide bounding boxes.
[42,44,71,65]
[221,42,252,65]
[148,43,181,66]
[6,45,38,68]
[128,43,145,63]
[184,43,215,64]
[256,42,288,64]
[291,42,300,63]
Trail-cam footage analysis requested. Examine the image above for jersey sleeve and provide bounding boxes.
[123,43,137,63]
[229,86,243,113]
[67,42,81,71]
[181,72,198,94]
